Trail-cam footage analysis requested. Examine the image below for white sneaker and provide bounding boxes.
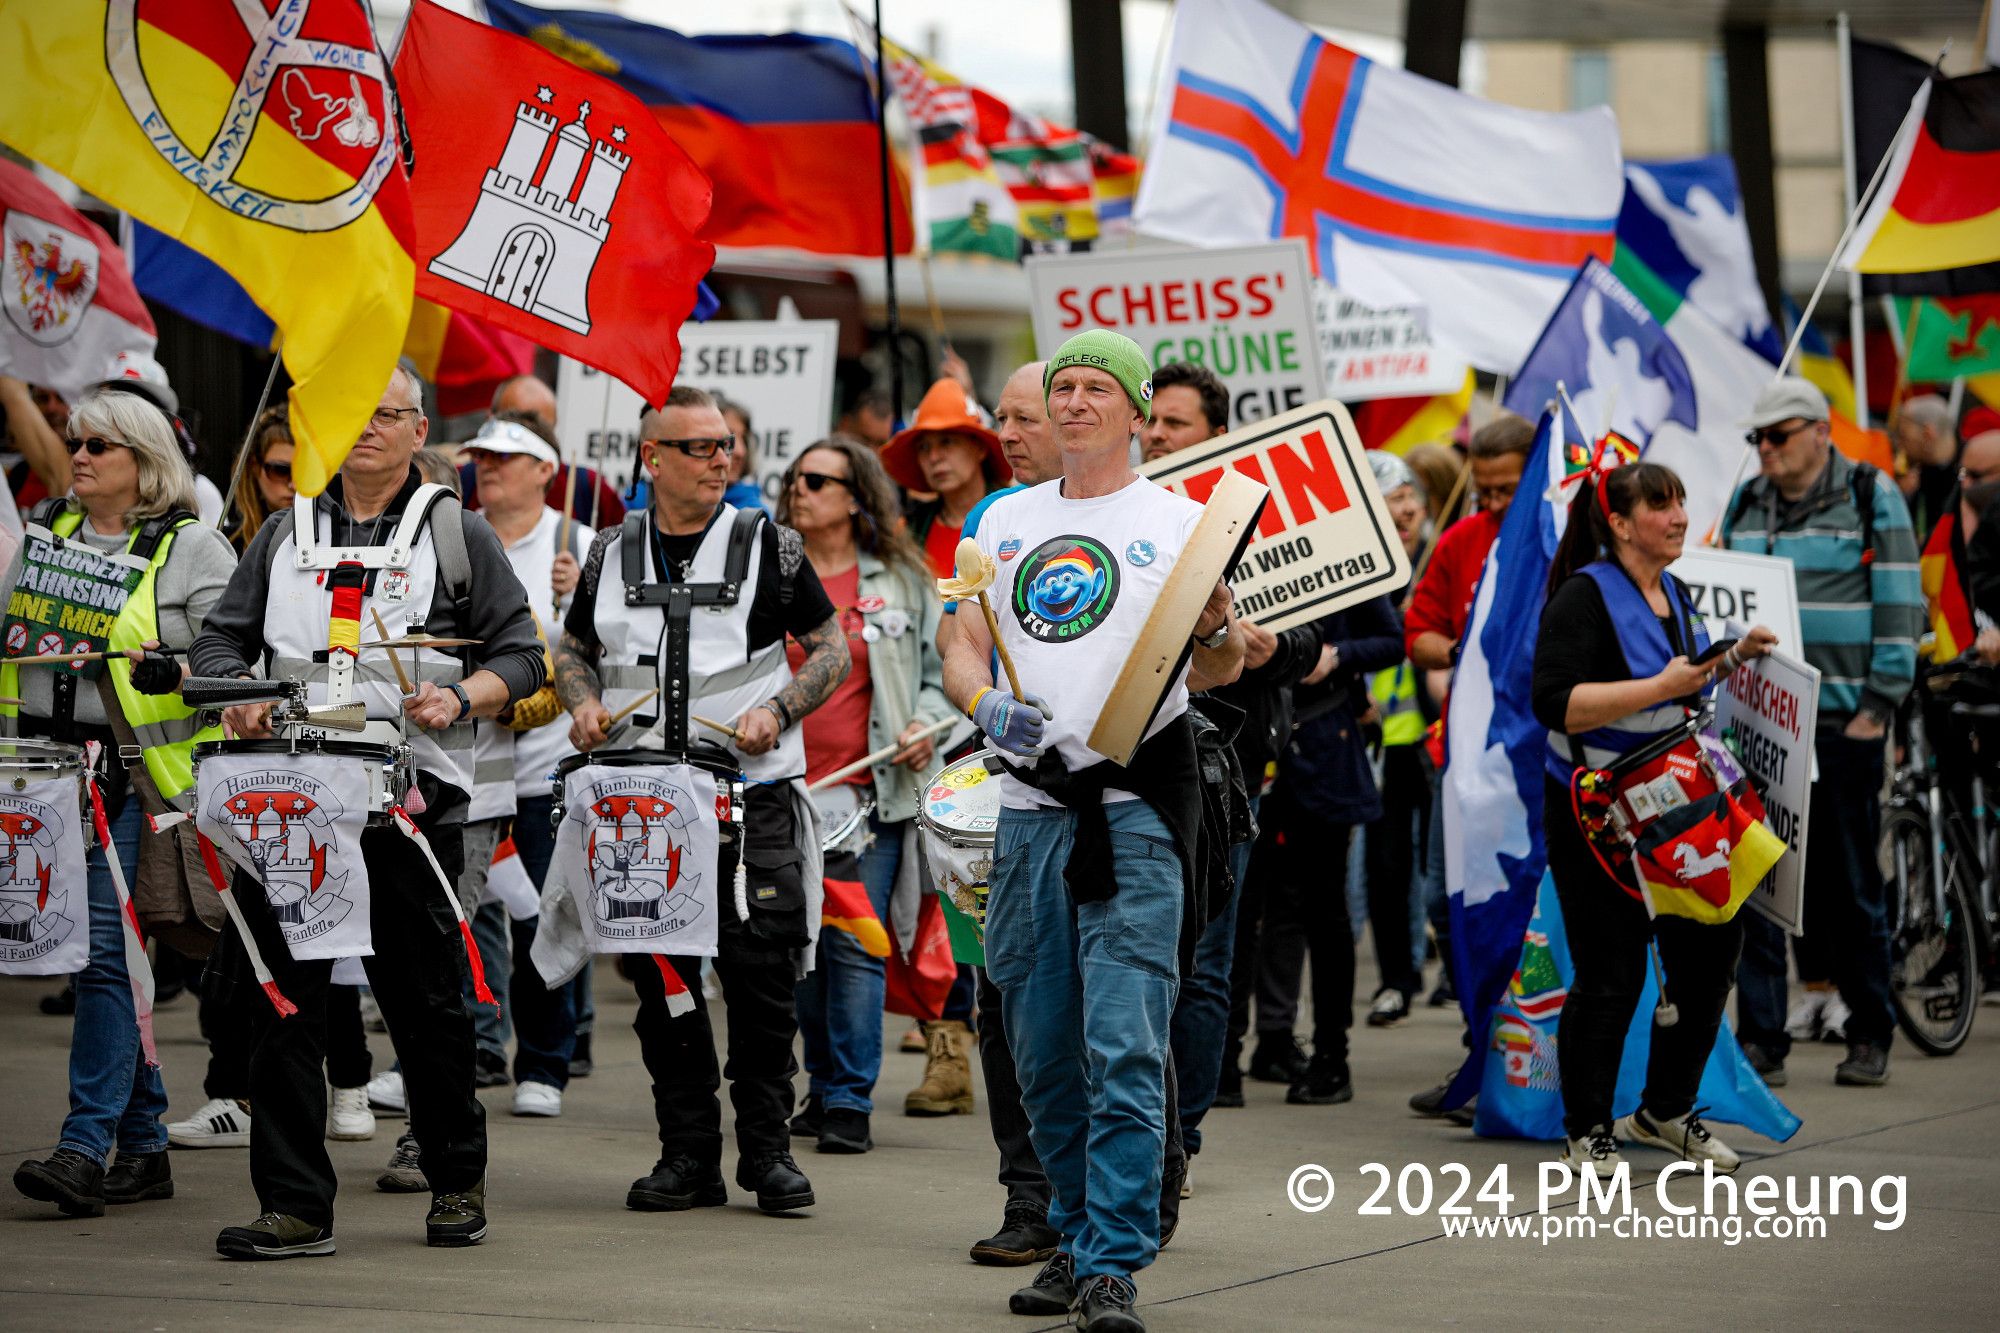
[1617,1108,1741,1175]
[1784,989,1830,1041]
[1561,1126,1623,1178]
[511,1080,563,1117]
[1819,994,1852,1043]
[365,1070,406,1115]
[167,1097,252,1149]
[327,1085,376,1141]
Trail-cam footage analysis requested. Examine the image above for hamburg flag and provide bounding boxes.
[0,0,416,497]
[485,0,912,258]
[1839,68,2000,276]
[1138,0,1623,373]
[0,159,156,401]
[395,0,713,410]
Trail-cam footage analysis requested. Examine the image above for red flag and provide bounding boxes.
[392,0,714,407]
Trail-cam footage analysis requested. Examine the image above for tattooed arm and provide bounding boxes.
[732,615,851,756]
[556,629,612,752]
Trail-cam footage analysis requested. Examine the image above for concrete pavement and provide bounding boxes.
[4,969,1996,1330]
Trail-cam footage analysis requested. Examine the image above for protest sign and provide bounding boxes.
[1,524,148,678]
[1140,399,1408,633]
[1311,282,1468,401]
[554,320,839,505]
[1026,240,1324,429]
[1716,649,1819,935]
[1669,547,1803,659]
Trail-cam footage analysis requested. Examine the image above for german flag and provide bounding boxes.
[1921,509,1976,663]
[1349,371,1474,456]
[0,0,415,497]
[821,875,890,959]
[1840,69,2000,276]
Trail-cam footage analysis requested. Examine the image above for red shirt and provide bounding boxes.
[788,564,873,785]
[923,516,963,580]
[1403,509,1500,659]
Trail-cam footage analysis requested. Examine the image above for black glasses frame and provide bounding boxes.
[645,437,736,460]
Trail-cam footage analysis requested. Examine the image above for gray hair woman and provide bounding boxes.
[5,387,237,1218]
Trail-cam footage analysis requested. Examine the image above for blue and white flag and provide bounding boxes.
[1441,406,1566,1109]
[1505,257,1771,540]
[1617,156,1784,363]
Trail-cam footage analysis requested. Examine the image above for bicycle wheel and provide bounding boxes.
[1883,806,1981,1056]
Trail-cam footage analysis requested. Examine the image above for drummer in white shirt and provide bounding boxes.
[462,414,592,1119]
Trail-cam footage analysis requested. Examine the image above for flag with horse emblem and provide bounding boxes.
[545,761,723,957]
[196,754,371,960]
[0,774,89,975]
[0,159,157,401]
[0,0,417,497]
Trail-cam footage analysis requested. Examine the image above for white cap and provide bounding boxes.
[467,416,558,465]
[1368,449,1419,498]
[91,350,176,415]
[1738,378,1829,431]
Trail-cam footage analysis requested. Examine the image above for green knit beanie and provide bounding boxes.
[1044,329,1153,421]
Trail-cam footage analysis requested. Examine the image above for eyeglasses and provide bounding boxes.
[64,436,129,456]
[368,406,421,432]
[793,471,852,493]
[645,437,736,459]
[1746,421,1814,449]
[260,460,293,482]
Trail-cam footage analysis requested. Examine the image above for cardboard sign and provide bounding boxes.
[1,524,147,678]
[554,320,839,506]
[1311,282,1468,401]
[1026,240,1325,429]
[1668,547,1803,658]
[1715,650,1819,936]
[1140,400,1410,633]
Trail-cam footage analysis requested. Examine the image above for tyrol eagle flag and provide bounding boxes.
[0,0,417,497]
[395,0,715,407]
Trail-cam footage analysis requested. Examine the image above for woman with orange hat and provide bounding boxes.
[879,379,1010,579]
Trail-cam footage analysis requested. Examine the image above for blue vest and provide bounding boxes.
[1543,560,1710,782]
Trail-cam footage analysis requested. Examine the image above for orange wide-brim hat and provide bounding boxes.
[879,378,1005,493]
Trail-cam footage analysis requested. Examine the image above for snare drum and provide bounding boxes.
[813,782,875,857]
[0,737,89,796]
[552,742,744,837]
[917,748,1001,936]
[193,734,411,823]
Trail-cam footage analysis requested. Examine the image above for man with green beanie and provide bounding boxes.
[943,330,1244,1331]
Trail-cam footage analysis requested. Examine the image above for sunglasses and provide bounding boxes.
[64,436,130,456]
[1746,421,1813,449]
[260,460,293,483]
[794,471,853,493]
[645,437,736,460]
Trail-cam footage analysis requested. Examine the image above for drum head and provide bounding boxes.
[921,750,1000,836]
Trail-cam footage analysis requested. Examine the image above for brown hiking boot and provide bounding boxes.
[904,1020,975,1116]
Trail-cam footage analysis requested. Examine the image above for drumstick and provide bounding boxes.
[937,537,1025,699]
[2,647,179,668]
[608,688,658,725]
[806,714,958,792]
[693,712,742,742]
[371,609,413,695]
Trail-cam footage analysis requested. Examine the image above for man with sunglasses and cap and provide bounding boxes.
[546,384,850,1217]
[1718,377,1923,1091]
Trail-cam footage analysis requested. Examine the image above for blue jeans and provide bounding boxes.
[509,793,577,1089]
[61,799,167,1165]
[1171,796,1257,1156]
[987,800,1182,1287]
[795,815,901,1115]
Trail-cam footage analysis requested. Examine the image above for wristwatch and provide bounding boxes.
[1196,620,1231,651]
[448,681,471,721]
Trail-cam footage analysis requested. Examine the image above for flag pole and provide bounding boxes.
[871,0,905,423]
[1837,12,1870,429]
[218,346,284,536]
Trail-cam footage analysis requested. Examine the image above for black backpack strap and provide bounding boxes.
[721,506,763,595]
[1849,462,1879,567]
[127,509,197,564]
[619,510,651,604]
[27,496,67,528]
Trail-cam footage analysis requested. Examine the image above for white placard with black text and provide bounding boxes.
[1715,650,1819,936]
